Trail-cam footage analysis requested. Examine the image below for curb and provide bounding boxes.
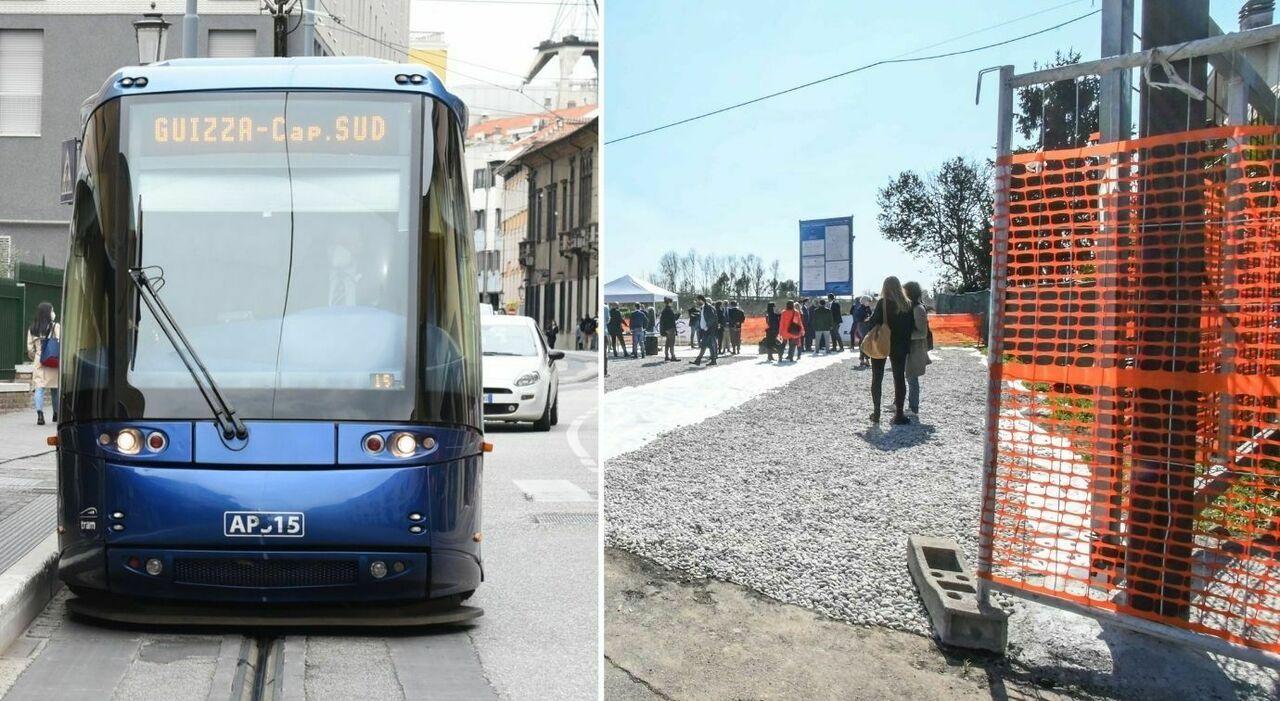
[561,350,600,385]
[0,532,58,653]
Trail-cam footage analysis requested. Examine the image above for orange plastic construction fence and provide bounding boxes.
[980,125,1280,655]
[930,313,984,346]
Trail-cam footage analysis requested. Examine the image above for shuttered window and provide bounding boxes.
[207,30,257,59]
[0,30,43,137]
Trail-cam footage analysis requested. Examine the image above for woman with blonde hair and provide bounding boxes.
[866,276,914,424]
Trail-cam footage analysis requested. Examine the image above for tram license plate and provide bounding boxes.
[223,511,305,537]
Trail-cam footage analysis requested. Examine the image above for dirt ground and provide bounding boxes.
[603,549,1093,701]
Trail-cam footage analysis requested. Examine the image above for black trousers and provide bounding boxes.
[870,352,907,414]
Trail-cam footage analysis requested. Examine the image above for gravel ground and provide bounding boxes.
[604,348,1280,699]
[604,348,756,393]
[607,349,981,634]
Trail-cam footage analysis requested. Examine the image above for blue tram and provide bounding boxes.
[56,58,484,612]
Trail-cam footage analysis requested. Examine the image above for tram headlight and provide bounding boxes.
[514,371,541,387]
[389,432,418,458]
[115,428,143,455]
[370,561,388,579]
[144,558,163,576]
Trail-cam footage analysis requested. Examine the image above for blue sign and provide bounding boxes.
[799,216,853,296]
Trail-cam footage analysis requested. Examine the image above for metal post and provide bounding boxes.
[977,64,1015,609]
[182,0,198,58]
[1099,0,1134,141]
[303,0,317,57]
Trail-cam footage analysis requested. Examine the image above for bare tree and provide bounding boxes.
[745,254,766,297]
[769,259,781,297]
[655,251,680,293]
[680,249,698,293]
[699,255,719,295]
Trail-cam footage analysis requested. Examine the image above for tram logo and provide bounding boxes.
[223,511,305,538]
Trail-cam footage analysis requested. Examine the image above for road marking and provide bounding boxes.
[567,407,598,472]
[512,479,594,502]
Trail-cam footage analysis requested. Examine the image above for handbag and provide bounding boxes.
[40,336,60,368]
[860,324,890,359]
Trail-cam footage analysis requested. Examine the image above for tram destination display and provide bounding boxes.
[129,94,411,157]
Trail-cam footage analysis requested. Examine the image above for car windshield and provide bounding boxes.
[481,324,540,357]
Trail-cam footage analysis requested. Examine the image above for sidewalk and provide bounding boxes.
[0,409,60,655]
[602,348,849,461]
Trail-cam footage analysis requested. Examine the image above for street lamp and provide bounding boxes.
[133,6,171,66]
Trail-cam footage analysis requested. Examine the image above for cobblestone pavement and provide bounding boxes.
[604,344,788,393]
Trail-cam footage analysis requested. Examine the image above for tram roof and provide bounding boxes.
[80,57,466,127]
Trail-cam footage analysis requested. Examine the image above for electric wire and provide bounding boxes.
[605,9,1101,145]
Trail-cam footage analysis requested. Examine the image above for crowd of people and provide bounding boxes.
[601,276,934,426]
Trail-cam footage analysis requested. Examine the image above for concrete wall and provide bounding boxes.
[0,13,276,265]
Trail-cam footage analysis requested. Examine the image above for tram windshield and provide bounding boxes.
[63,91,482,425]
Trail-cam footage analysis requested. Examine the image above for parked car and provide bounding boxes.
[480,315,562,430]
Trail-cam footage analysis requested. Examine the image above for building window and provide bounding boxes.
[472,166,493,189]
[0,30,43,137]
[207,30,257,58]
[579,148,593,225]
[545,185,557,240]
[473,209,486,233]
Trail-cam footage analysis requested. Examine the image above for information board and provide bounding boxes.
[798,216,853,296]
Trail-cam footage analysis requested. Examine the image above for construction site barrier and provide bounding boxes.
[980,125,1280,656]
[930,313,984,346]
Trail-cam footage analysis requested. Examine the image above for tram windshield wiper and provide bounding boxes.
[128,266,249,441]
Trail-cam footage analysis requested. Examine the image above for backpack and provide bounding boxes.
[39,335,60,368]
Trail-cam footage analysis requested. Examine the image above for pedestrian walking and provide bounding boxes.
[579,316,598,351]
[828,293,845,352]
[688,304,701,348]
[727,300,745,355]
[764,301,782,362]
[903,281,932,416]
[545,319,559,349]
[778,300,805,361]
[629,304,648,358]
[801,298,814,352]
[26,302,60,426]
[812,298,833,353]
[852,296,873,366]
[713,301,728,354]
[866,276,914,425]
[691,295,719,366]
[607,302,625,357]
[660,297,678,361]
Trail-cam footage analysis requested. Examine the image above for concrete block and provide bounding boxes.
[906,534,1008,654]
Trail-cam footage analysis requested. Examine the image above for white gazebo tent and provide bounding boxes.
[602,274,677,305]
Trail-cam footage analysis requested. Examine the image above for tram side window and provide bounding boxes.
[417,99,481,428]
[62,187,111,421]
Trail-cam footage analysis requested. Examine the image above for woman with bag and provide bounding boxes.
[903,281,932,416]
[26,302,60,426]
[863,276,914,425]
[778,300,805,362]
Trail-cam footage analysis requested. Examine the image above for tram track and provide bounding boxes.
[231,635,284,701]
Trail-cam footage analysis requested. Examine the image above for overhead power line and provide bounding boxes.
[605,8,1101,146]
[317,18,576,121]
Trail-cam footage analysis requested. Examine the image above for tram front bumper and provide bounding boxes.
[106,548,430,603]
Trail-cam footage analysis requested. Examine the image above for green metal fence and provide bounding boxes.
[0,263,64,381]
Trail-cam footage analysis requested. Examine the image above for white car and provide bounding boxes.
[480,314,563,430]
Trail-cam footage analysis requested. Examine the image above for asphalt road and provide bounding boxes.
[0,374,599,701]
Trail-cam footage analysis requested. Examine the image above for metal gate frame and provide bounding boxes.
[977,20,1280,669]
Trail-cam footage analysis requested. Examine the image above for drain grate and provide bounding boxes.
[530,512,597,526]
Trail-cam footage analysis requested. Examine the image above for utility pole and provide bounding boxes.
[182,0,198,58]
[303,0,316,57]
[269,0,297,58]
[1126,0,1211,621]
[1099,0,1133,141]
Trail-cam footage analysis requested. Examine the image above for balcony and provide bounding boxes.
[518,240,537,268]
[557,223,598,257]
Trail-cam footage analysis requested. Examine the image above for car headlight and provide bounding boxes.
[515,371,541,387]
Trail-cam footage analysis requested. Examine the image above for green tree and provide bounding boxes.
[1015,50,1099,150]
[876,156,993,293]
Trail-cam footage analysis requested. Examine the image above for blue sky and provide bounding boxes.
[602,0,1244,293]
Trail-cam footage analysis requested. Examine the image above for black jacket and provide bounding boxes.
[830,301,842,324]
[659,306,677,332]
[765,310,781,334]
[869,298,914,357]
[728,308,745,326]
